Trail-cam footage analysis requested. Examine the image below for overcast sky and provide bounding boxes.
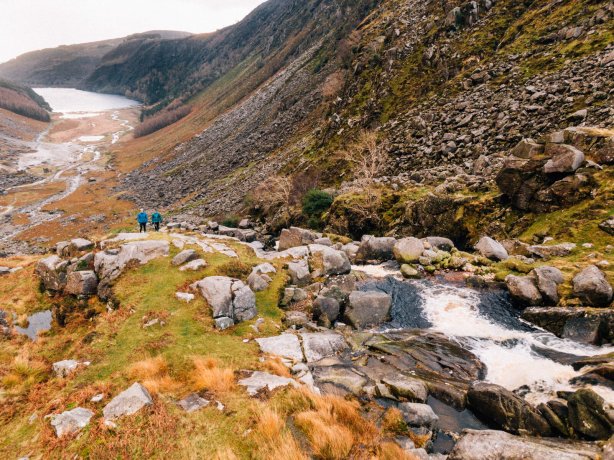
[0,0,267,64]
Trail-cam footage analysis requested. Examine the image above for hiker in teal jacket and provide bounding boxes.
[137,209,148,233]
[151,211,163,231]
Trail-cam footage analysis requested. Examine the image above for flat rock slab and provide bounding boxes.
[103,382,153,420]
[238,371,299,396]
[256,334,304,362]
[301,332,348,363]
[178,393,209,413]
[51,407,94,437]
[448,429,602,460]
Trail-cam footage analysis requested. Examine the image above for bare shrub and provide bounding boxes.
[338,130,389,184]
[251,175,294,227]
[0,87,50,122]
[133,105,191,138]
[322,70,346,98]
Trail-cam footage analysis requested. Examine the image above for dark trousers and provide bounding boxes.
[139,223,147,233]
[153,222,160,231]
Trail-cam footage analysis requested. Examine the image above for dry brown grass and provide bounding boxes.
[381,407,408,435]
[293,389,379,459]
[263,356,291,377]
[253,408,307,460]
[377,442,420,460]
[128,356,180,395]
[191,357,236,395]
[213,447,239,460]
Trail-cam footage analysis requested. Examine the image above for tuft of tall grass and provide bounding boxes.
[191,357,236,395]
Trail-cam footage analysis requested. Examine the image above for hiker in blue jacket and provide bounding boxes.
[137,209,148,233]
[151,211,163,231]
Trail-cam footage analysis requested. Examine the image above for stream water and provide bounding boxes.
[356,271,614,405]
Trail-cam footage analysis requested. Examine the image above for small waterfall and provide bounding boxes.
[358,274,614,404]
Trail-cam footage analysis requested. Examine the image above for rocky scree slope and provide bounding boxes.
[118,0,613,227]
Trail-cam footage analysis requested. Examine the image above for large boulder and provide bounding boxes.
[278,227,319,251]
[51,407,94,438]
[543,144,585,174]
[103,382,153,420]
[566,389,614,440]
[393,237,425,263]
[475,237,508,261]
[532,266,564,305]
[572,266,613,307]
[36,255,69,291]
[65,270,98,296]
[344,291,392,329]
[510,138,544,159]
[313,296,341,327]
[195,276,257,325]
[506,275,543,306]
[448,429,602,460]
[356,235,397,262]
[467,383,551,436]
[308,244,351,276]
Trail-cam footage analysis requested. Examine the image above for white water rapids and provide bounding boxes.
[352,265,614,405]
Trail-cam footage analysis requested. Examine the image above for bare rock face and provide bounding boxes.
[194,276,256,326]
[51,407,94,438]
[448,429,602,460]
[103,382,153,420]
[572,265,613,307]
[36,255,69,291]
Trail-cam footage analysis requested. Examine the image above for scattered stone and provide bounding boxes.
[543,144,585,174]
[400,264,420,279]
[528,243,576,258]
[214,317,234,330]
[309,244,351,275]
[179,259,207,271]
[91,394,104,403]
[51,407,94,438]
[284,311,309,328]
[195,276,257,323]
[175,292,195,302]
[178,393,209,413]
[103,382,153,420]
[506,275,543,306]
[172,249,198,266]
[247,271,271,292]
[238,371,299,396]
[52,360,79,377]
[278,227,318,251]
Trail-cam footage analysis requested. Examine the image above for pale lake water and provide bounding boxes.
[33,88,140,114]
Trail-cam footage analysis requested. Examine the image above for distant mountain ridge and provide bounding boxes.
[0,30,192,90]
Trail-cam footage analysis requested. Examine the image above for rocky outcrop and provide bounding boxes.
[65,270,98,296]
[467,383,551,436]
[36,256,69,291]
[572,265,613,307]
[194,276,256,327]
[566,389,614,440]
